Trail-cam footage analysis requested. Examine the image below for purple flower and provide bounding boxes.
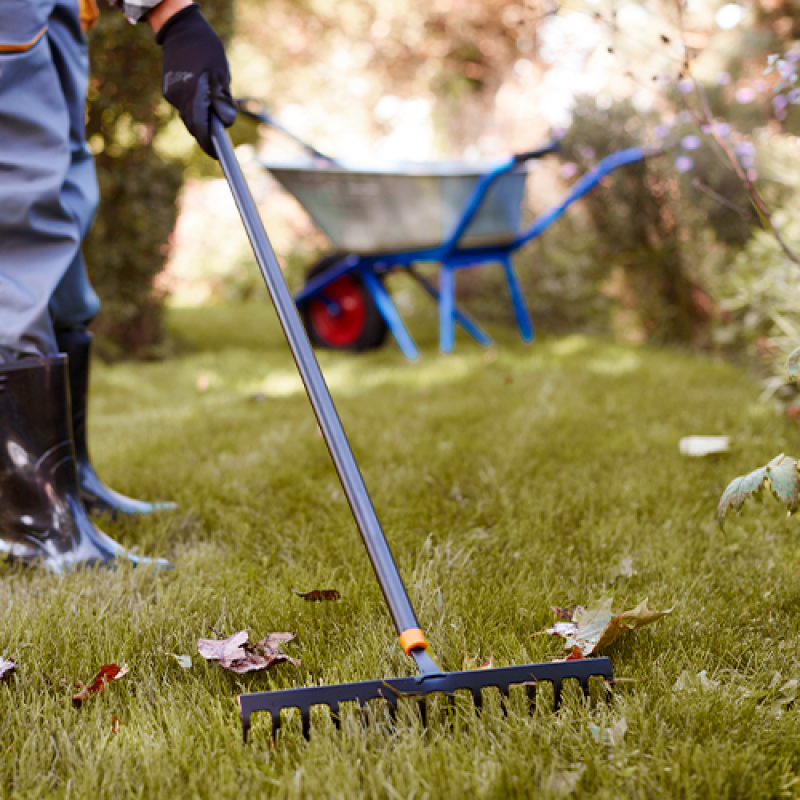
[713,121,731,136]
[778,61,795,79]
[559,162,578,179]
[735,141,756,157]
[787,51,800,64]
[774,94,789,111]
[654,123,672,139]
[788,89,800,104]
[682,135,701,150]
[678,78,694,94]
[717,71,731,85]
[551,126,568,140]
[740,155,754,169]
[736,87,757,103]
[675,155,694,173]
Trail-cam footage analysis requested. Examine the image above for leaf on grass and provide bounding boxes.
[553,646,585,663]
[787,346,800,378]
[111,714,121,735]
[551,605,585,622]
[547,764,585,796]
[718,454,799,527]
[0,659,16,681]
[770,679,798,716]
[607,557,636,583]
[172,654,192,669]
[197,630,299,674]
[461,652,494,671]
[72,664,128,707]
[290,586,341,602]
[544,598,670,657]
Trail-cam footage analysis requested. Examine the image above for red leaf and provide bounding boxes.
[291,586,341,602]
[72,664,128,707]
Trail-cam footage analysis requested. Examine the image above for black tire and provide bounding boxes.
[299,252,388,352]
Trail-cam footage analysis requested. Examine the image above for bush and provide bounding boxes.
[83,3,233,359]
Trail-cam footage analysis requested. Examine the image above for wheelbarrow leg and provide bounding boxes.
[501,256,534,344]
[359,268,420,361]
[438,264,457,354]
[407,267,492,348]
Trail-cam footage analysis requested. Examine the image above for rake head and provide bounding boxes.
[238,657,613,741]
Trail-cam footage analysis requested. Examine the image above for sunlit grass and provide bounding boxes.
[3,303,800,798]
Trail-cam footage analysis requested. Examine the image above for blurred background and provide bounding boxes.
[85,0,800,396]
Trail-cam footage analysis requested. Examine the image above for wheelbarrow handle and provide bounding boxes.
[210,115,431,659]
[513,140,560,164]
[235,97,337,164]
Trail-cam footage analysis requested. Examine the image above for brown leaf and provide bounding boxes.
[551,604,586,622]
[111,714,121,735]
[543,598,671,657]
[198,630,300,673]
[553,646,586,663]
[72,664,128,707]
[256,632,296,651]
[0,659,16,681]
[291,586,341,602]
[197,630,249,667]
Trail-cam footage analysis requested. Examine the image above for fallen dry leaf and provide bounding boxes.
[0,659,16,681]
[551,605,586,622]
[553,646,585,663]
[197,630,300,674]
[544,598,671,657]
[461,652,494,671]
[72,664,128,707]
[111,714,121,735]
[291,586,341,602]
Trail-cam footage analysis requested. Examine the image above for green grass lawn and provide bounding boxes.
[4,305,800,798]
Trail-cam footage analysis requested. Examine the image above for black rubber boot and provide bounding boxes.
[55,330,177,518]
[0,357,169,573]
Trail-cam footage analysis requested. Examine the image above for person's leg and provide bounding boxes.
[0,0,98,363]
[48,0,175,517]
[0,1,168,570]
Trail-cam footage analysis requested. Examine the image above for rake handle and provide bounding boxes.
[211,117,426,652]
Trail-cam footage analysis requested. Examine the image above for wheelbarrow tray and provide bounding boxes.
[259,157,527,255]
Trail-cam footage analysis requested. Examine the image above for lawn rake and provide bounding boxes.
[211,117,614,742]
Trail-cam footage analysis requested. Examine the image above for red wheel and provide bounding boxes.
[308,276,368,348]
[300,254,388,352]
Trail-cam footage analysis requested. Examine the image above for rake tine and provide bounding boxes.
[526,683,536,711]
[329,703,341,729]
[417,699,427,727]
[271,711,281,738]
[553,681,563,711]
[301,709,311,739]
[472,688,483,711]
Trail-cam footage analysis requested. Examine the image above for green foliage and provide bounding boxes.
[717,454,800,528]
[83,3,233,359]
[559,99,729,347]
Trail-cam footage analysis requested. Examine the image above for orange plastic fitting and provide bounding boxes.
[398,628,428,655]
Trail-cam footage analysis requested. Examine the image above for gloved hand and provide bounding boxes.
[156,3,237,158]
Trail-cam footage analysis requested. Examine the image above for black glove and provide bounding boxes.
[156,3,237,158]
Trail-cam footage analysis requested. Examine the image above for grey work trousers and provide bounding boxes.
[0,0,101,363]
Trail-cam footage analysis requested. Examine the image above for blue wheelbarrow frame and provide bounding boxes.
[238,100,655,360]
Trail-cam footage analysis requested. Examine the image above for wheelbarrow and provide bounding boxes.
[238,99,654,360]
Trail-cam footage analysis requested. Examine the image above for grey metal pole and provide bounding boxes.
[211,117,420,637]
